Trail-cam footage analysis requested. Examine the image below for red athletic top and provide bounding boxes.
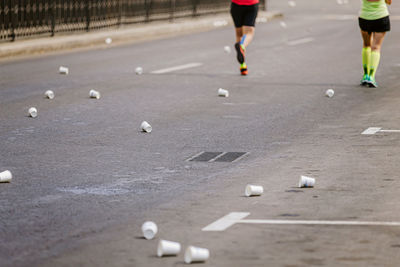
[232,0,259,5]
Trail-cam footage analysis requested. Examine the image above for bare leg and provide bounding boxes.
[361,30,372,48]
[241,26,255,48]
[371,32,386,52]
[235,27,243,43]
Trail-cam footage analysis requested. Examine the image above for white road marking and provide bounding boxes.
[185,151,205,162]
[287,37,314,46]
[203,212,400,231]
[202,212,250,231]
[209,152,228,162]
[151,63,203,74]
[362,127,381,135]
[362,127,400,135]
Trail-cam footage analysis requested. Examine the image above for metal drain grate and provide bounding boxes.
[187,152,248,163]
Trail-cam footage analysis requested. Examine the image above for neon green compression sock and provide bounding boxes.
[240,63,247,69]
[362,47,371,75]
[369,51,381,79]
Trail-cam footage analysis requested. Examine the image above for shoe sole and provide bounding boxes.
[235,43,245,64]
[367,81,378,88]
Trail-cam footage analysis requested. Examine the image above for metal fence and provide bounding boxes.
[0,0,266,42]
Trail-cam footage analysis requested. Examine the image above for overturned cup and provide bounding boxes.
[245,184,264,197]
[135,67,143,75]
[59,66,69,75]
[299,175,315,188]
[141,121,152,133]
[28,107,38,118]
[105,37,112,44]
[44,90,55,99]
[224,46,231,54]
[218,88,229,97]
[142,221,158,240]
[325,89,334,98]
[157,240,181,257]
[89,90,101,99]
[184,246,210,264]
[0,170,12,183]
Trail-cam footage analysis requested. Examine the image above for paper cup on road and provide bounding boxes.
[0,170,12,183]
[325,89,334,98]
[28,107,38,118]
[44,90,55,99]
[184,246,210,264]
[280,21,288,29]
[135,67,143,75]
[224,46,231,54]
[105,37,112,44]
[142,221,158,240]
[59,66,69,75]
[141,121,152,133]
[218,88,229,97]
[245,184,263,197]
[299,175,315,188]
[157,240,181,257]
[89,90,101,99]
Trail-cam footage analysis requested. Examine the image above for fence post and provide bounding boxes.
[10,0,17,41]
[169,0,175,22]
[192,0,198,17]
[50,1,56,36]
[86,0,91,31]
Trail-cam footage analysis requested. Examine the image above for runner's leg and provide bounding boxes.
[369,32,386,80]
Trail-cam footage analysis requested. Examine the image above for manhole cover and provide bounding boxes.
[187,152,248,163]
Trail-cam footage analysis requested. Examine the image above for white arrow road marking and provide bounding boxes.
[203,212,400,232]
[151,63,203,74]
[362,127,400,135]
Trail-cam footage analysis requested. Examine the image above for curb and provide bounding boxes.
[0,11,282,61]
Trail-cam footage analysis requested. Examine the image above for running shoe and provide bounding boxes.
[235,42,245,64]
[240,66,248,76]
[360,74,369,86]
[367,76,378,88]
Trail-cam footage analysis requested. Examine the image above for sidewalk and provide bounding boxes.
[0,11,282,61]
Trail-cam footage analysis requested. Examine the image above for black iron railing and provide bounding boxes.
[0,0,266,42]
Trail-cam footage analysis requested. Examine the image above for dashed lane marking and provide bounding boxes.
[151,62,203,74]
[287,37,314,46]
[362,127,400,135]
[203,212,400,232]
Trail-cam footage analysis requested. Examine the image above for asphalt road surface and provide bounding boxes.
[1,0,400,266]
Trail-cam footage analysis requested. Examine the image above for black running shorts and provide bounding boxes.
[359,16,390,33]
[230,2,259,28]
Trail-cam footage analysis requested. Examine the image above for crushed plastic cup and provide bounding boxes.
[299,175,315,188]
[89,90,101,99]
[59,66,69,75]
[28,107,38,118]
[218,88,229,97]
[224,46,231,54]
[280,21,288,28]
[135,67,143,75]
[288,1,296,7]
[325,89,334,98]
[105,37,112,44]
[0,170,12,183]
[245,184,264,197]
[44,90,55,99]
[142,221,158,240]
[157,240,181,257]
[184,246,210,264]
[141,121,152,133]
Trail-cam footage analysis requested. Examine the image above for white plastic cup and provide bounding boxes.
[325,89,334,98]
[59,66,69,75]
[142,221,158,240]
[44,90,55,99]
[0,170,12,183]
[28,107,38,118]
[218,88,229,97]
[245,184,264,197]
[299,175,315,188]
[141,121,152,133]
[157,240,181,257]
[288,1,296,7]
[224,46,231,54]
[135,67,143,75]
[105,37,112,44]
[89,90,101,99]
[280,21,287,29]
[184,246,210,264]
